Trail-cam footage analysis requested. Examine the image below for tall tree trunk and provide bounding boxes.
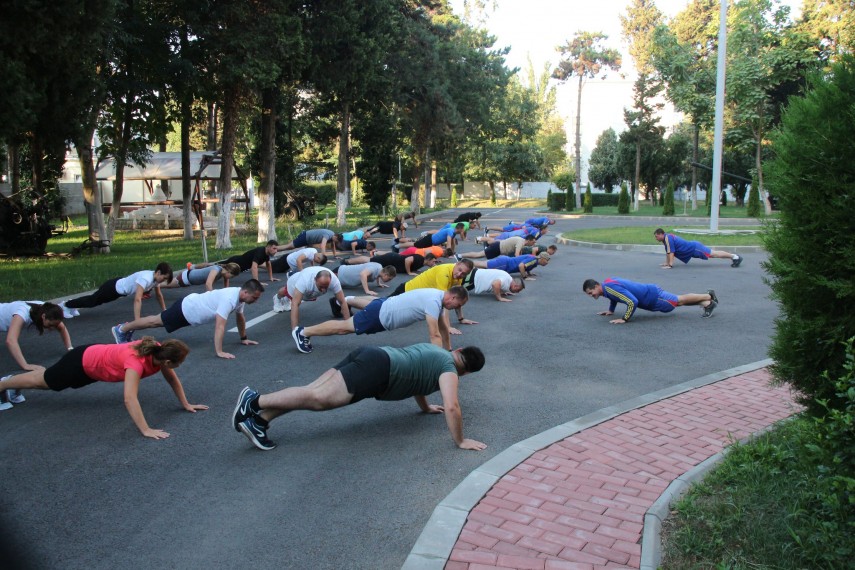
[8,141,21,196]
[691,122,699,210]
[206,100,218,207]
[257,86,278,242]
[107,80,136,242]
[30,136,44,195]
[158,137,168,198]
[336,101,350,227]
[410,171,421,213]
[75,130,109,252]
[756,133,772,215]
[633,142,641,211]
[180,93,193,239]
[574,75,583,209]
[422,147,431,211]
[216,89,238,249]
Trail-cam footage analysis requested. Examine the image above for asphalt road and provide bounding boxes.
[0,208,778,569]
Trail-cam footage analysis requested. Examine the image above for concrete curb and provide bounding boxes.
[402,358,774,570]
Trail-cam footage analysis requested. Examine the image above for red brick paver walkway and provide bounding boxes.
[445,368,799,570]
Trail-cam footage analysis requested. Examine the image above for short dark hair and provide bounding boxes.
[155,262,174,282]
[459,346,485,373]
[424,252,437,261]
[582,278,599,292]
[455,223,465,230]
[654,228,665,236]
[242,279,265,294]
[448,285,469,301]
[456,258,474,271]
[266,239,279,247]
[315,253,328,266]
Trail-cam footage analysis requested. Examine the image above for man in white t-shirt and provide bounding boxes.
[291,286,468,354]
[272,267,351,340]
[65,263,173,320]
[465,268,525,301]
[111,280,264,359]
[333,262,396,295]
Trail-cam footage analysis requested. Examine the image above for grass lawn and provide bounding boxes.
[561,226,766,247]
[661,416,854,569]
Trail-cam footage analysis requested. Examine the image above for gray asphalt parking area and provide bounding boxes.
[0,208,778,569]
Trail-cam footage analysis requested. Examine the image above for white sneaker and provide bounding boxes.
[0,382,12,411]
[7,389,24,404]
[272,294,292,313]
[59,301,80,318]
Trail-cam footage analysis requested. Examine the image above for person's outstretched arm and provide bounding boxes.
[214,314,235,359]
[123,368,169,440]
[438,372,486,451]
[161,367,208,413]
[4,316,42,371]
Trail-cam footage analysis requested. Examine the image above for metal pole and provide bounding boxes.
[710,0,728,232]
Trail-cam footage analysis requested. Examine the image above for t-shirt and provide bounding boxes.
[373,221,399,234]
[0,301,32,331]
[286,248,318,271]
[377,343,457,401]
[305,229,335,245]
[287,267,341,300]
[399,246,443,258]
[372,253,424,274]
[379,288,443,330]
[336,262,382,288]
[341,230,364,241]
[81,341,161,383]
[489,255,537,274]
[443,222,470,232]
[115,270,157,296]
[180,266,223,286]
[228,246,269,271]
[405,264,458,292]
[471,268,513,295]
[499,237,526,256]
[180,287,244,325]
[453,212,480,223]
[430,227,456,245]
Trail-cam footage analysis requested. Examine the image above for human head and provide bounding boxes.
[442,247,454,258]
[455,346,485,375]
[442,285,469,309]
[582,279,603,299]
[474,212,482,219]
[314,253,328,266]
[653,228,666,242]
[547,245,558,255]
[135,337,190,369]
[452,259,474,279]
[509,277,525,294]
[423,253,438,267]
[455,223,465,233]
[218,262,241,278]
[315,270,332,293]
[380,266,397,282]
[524,235,536,245]
[29,302,64,335]
[240,279,265,303]
[154,262,174,283]
[265,240,280,256]
[537,252,550,266]
[366,241,376,252]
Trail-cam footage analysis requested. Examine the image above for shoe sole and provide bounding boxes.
[238,422,276,450]
[111,327,124,344]
[708,289,718,304]
[231,387,253,432]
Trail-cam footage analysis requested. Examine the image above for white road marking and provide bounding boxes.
[228,310,279,333]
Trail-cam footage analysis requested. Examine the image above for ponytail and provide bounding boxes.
[27,302,64,335]
[134,337,190,365]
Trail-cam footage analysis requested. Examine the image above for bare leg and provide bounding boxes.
[459,250,488,259]
[257,369,354,422]
[709,250,737,260]
[343,255,372,265]
[303,318,356,338]
[345,296,375,310]
[0,370,49,390]
[122,315,164,333]
[676,293,712,307]
[472,260,488,268]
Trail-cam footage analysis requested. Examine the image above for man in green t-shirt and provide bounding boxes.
[230,343,486,452]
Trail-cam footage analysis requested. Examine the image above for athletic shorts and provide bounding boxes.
[484,242,501,259]
[652,288,679,313]
[333,346,391,403]
[43,345,98,391]
[676,242,711,263]
[413,234,433,249]
[161,298,191,333]
[352,299,387,335]
[292,231,309,248]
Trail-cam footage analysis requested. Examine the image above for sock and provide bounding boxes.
[345,296,354,303]
[732,254,738,260]
[255,415,269,428]
[249,395,261,415]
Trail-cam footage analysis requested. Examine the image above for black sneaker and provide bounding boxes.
[238,417,276,451]
[329,297,343,318]
[731,255,743,268]
[708,289,718,304]
[232,386,259,432]
[292,326,313,353]
[702,300,718,318]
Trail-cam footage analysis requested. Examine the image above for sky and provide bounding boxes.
[449,0,804,182]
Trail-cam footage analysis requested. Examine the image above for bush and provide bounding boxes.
[548,192,567,211]
[663,180,675,216]
[591,193,620,207]
[765,57,855,412]
[747,177,762,217]
[618,181,630,214]
[583,183,593,213]
[450,187,458,208]
[302,181,336,209]
[546,188,553,210]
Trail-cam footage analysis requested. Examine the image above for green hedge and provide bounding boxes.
[591,193,620,207]
[548,192,568,211]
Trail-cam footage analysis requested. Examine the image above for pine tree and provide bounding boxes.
[618,181,630,214]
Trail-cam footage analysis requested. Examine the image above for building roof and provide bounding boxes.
[94,152,243,181]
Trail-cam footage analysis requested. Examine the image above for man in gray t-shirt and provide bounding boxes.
[230,343,487,452]
[333,262,396,295]
[275,228,341,257]
[292,286,469,354]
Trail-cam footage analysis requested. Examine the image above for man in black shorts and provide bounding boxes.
[221,240,279,283]
[230,342,486,451]
[453,211,482,229]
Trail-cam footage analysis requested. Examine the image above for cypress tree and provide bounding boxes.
[618,181,629,214]
[746,176,761,217]
[663,180,675,216]
[547,188,553,211]
[583,182,593,213]
[450,186,458,208]
[565,184,574,211]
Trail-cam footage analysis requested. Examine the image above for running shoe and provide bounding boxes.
[731,255,743,268]
[59,302,80,318]
[329,297,343,318]
[232,386,259,432]
[111,324,134,344]
[238,417,276,451]
[708,289,718,304]
[453,253,463,261]
[702,300,718,318]
[292,326,312,354]
[272,294,291,313]
[7,389,25,404]
[0,387,12,411]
